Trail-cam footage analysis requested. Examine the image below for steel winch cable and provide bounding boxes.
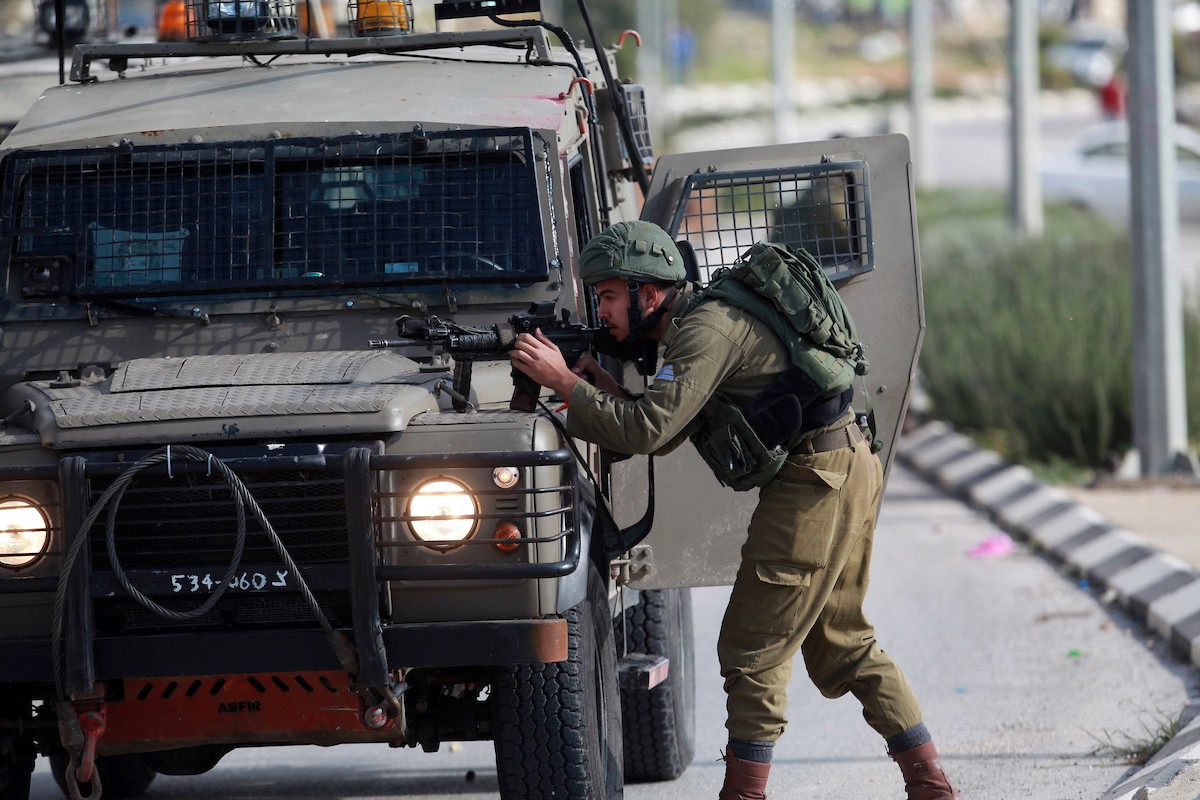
[51,444,356,702]
[536,401,655,560]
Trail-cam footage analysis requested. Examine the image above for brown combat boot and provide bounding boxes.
[718,752,770,800]
[890,741,960,800]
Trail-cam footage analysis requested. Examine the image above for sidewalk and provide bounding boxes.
[896,420,1200,800]
[1063,482,1200,567]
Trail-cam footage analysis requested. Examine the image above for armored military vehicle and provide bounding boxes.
[0,1,923,798]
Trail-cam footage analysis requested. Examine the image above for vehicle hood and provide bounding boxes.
[4,350,443,449]
[2,56,576,151]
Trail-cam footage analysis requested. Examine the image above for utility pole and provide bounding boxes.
[772,0,795,145]
[1127,0,1198,476]
[909,0,933,187]
[636,1,665,144]
[1010,0,1043,236]
[663,0,678,80]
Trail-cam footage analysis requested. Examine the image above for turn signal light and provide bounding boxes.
[494,522,521,553]
[157,0,188,40]
[351,0,410,36]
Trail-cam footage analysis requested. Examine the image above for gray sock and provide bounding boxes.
[886,723,932,754]
[728,739,774,763]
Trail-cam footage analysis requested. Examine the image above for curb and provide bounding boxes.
[896,419,1200,800]
[1098,711,1200,800]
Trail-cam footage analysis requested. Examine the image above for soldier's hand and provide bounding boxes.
[511,330,579,399]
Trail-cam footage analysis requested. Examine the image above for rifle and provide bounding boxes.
[369,301,595,412]
[370,300,660,558]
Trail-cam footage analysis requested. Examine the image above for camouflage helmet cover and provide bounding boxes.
[579,220,686,285]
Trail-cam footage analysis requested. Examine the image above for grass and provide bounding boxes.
[1085,703,1189,765]
[972,429,1095,485]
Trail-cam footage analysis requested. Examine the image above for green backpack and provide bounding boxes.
[703,241,868,396]
[687,242,870,491]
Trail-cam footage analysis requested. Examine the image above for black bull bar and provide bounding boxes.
[0,447,581,691]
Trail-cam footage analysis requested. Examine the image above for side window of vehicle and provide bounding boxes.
[567,156,594,259]
[567,154,599,323]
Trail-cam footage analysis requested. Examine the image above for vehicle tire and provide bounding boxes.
[50,752,157,800]
[491,566,623,799]
[614,588,696,782]
[0,742,33,800]
[0,696,34,800]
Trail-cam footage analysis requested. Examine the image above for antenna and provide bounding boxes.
[56,0,66,84]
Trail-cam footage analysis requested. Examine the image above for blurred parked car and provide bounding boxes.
[1044,22,1126,87]
[1039,121,1200,223]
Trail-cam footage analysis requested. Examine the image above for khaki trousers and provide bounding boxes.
[717,428,925,742]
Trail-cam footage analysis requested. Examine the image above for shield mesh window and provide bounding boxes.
[666,161,874,283]
[2,129,550,298]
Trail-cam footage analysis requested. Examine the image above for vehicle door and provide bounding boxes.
[610,133,924,590]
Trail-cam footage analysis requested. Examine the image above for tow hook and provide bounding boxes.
[361,680,408,731]
[76,710,106,783]
[362,703,389,730]
[58,693,106,800]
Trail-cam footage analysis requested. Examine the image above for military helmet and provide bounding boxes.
[579,220,686,285]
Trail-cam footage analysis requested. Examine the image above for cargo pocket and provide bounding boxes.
[777,463,847,492]
[747,460,848,569]
[733,562,814,636]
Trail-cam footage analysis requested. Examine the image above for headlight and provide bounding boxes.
[0,497,51,569]
[407,478,479,548]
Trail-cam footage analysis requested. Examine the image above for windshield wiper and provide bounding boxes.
[81,299,211,326]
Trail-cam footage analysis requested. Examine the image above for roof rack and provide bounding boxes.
[68,26,551,83]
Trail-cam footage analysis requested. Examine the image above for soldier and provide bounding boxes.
[510,220,958,800]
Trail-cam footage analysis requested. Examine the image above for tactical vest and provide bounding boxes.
[686,242,868,491]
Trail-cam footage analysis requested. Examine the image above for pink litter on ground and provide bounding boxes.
[967,533,1014,558]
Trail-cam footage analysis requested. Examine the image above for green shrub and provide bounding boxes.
[917,192,1141,468]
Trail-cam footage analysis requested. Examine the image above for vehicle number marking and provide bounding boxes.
[169,570,289,593]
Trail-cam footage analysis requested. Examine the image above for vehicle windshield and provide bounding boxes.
[3,128,552,301]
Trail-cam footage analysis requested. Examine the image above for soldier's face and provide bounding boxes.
[593,278,646,342]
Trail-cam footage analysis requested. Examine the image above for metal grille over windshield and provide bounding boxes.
[2,128,549,298]
[667,161,874,284]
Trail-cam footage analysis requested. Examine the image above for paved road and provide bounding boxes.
[25,464,1192,800]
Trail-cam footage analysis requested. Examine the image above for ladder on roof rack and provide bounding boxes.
[68,26,552,83]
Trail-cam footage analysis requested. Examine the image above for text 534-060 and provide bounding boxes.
[169,570,291,593]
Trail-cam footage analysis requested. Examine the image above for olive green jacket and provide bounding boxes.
[565,285,792,455]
